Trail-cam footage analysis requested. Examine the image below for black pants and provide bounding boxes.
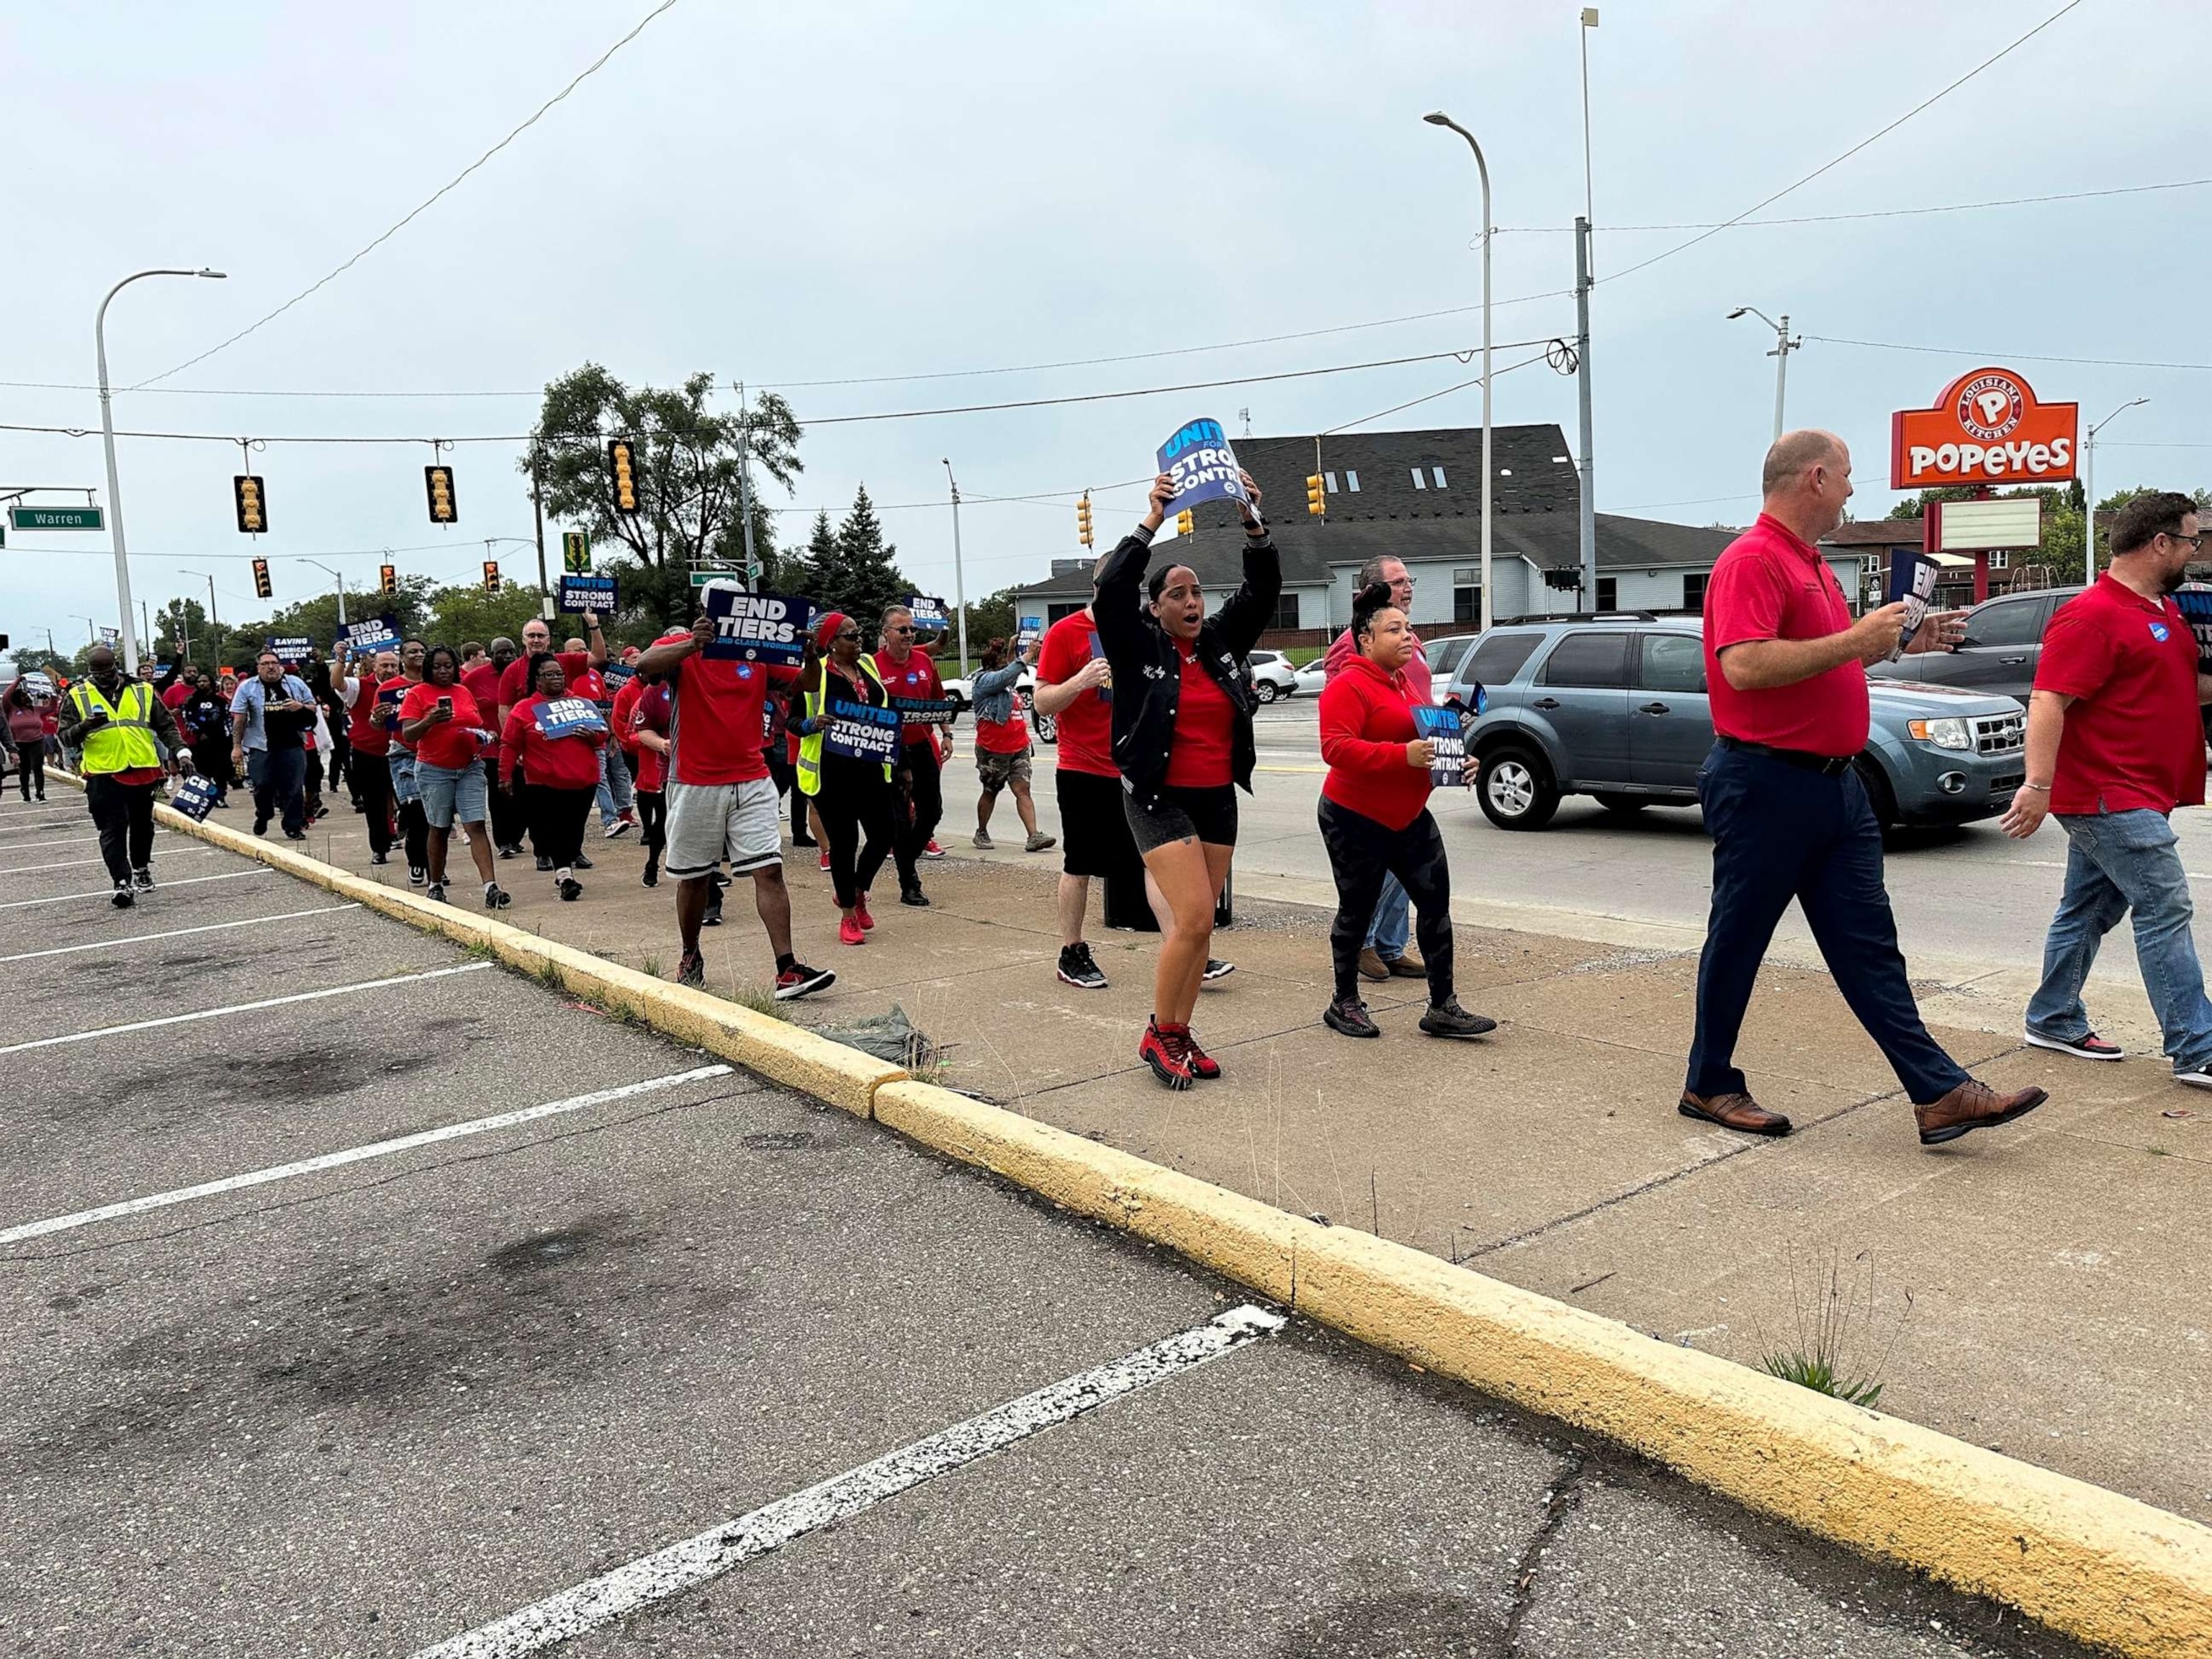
[482,755,526,850]
[526,783,595,871]
[1686,743,1969,1105]
[893,741,943,888]
[186,737,233,800]
[814,765,896,908]
[249,746,308,837]
[1317,797,1455,1007]
[353,747,395,858]
[637,788,666,878]
[304,749,325,820]
[12,741,44,801]
[85,773,157,883]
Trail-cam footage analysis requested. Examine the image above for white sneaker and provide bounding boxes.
[604,819,632,840]
[2176,1069,2212,1091]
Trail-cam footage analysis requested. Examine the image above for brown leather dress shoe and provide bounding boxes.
[1385,949,1426,978]
[1678,1091,1792,1136]
[1357,947,1391,982]
[1915,1079,2048,1146]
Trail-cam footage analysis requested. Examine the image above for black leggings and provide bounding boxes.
[637,788,665,878]
[893,742,943,886]
[1317,797,1455,1007]
[12,741,44,800]
[482,755,526,850]
[526,783,595,871]
[354,748,395,858]
[814,764,896,909]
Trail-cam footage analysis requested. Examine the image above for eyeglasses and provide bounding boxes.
[2162,531,2205,551]
[888,625,915,635]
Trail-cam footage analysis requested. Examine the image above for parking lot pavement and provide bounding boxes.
[0,792,2096,1657]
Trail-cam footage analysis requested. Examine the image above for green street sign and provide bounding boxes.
[688,569,745,587]
[8,505,104,531]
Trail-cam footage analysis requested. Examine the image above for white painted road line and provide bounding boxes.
[0,849,210,878]
[0,904,362,965]
[0,961,492,1056]
[0,868,270,911]
[410,1305,1287,1658]
[0,832,166,853]
[0,1065,734,1246]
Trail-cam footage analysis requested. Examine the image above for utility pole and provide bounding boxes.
[1574,216,1597,606]
[734,380,762,586]
[530,445,550,619]
[942,458,969,673]
[140,601,153,660]
[2083,397,2149,586]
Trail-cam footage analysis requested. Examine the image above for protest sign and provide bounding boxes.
[375,680,406,731]
[702,586,812,665]
[823,698,902,763]
[559,573,618,615]
[534,696,608,739]
[601,662,636,690]
[906,594,949,631]
[1016,613,1044,651]
[167,773,220,822]
[339,614,403,657]
[1413,704,1467,788]
[891,696,957,727]
[266,636,313,665]
[99,626,120,644]
[2175,590,2212,673]
[1156,415,1256,521]
[19,671,56,700]
[1886,551,1941,653]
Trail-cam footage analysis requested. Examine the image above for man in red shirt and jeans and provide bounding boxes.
[2005,492,2212,1086]
[1683,429,2047,1147]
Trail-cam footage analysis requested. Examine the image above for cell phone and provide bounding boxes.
[437,696,453,714]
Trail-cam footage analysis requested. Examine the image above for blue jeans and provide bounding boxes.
[2027,809,2212,1075]
[1365,871,1411,958]
[597,738,634,826]
[1686,743,1970,1106]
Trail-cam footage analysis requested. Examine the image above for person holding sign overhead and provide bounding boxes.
[399,645,511,910]
[498,653,606,902]
[1316,583,1493,1041]
[1093,467,1276,1090]
[794,611,901,947]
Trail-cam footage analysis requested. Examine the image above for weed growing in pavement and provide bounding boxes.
[532,954,563,990]
[1756,1246,1912,1411]
[640,953,665,980]
[729,986,788,1022]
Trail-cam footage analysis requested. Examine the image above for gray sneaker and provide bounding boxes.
[1025,831,1056,853]
[972,828,994,850]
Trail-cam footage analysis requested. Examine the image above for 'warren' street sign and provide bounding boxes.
[8,505,104,531]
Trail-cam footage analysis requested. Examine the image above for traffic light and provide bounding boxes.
[234,474,268,534]
[562,530,590,574]
[251,557,272,600]
[1305,474,1326,517]
[1175,508,1194,538]
[379,563,397,595]
[424,464,458,525]
[607,439,639,513]
[1075,494,1094,549]
[482,560,500,594]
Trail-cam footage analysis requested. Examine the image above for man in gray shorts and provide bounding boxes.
[634,599,835,1000]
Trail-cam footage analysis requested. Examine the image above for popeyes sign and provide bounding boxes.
[1890,366,2078,489]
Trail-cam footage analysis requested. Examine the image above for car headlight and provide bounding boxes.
[1907,716,1973,751]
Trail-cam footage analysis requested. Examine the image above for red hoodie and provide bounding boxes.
[500,695,606,789]
[1318,654,1432,831]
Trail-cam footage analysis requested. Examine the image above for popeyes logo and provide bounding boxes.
[1890,366,2077,488]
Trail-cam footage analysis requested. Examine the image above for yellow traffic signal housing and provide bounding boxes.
[1075,494,1094,548]
[482,560,500,593]
[379,564,397,595]
[607,439,640,513]
[424,464,458,525]
[1175,508,1194,538]
[1305,474,1326,517]
[251,557,272,600]
[234,474,268,534]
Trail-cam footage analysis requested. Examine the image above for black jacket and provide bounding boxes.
[1093,523,1281,804]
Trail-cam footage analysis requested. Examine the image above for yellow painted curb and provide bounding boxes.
[871,1079,2212,1658]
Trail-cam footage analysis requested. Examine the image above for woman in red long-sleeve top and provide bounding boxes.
[500,653,608,901]
[1315,583,1495,1042]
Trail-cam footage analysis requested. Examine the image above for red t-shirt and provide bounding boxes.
[1038,611,1115,778]
[1703,513,1868,759]
[610,678,644,754]
[657,630,798,787]
[460,662,505,756]
[398,681,487,772]
[568,665,608,706]
[160,681,194,711]
[975,683,1032,755]
[873,647,944,746]
[378,675,420,753]
[500,694,606,789]
[2035,575,2206,816]
[629,684,672,792]
[345,675,390,757]
[1164,644,1234,788]
[1318,655,1432,831]
[498,649,595,716]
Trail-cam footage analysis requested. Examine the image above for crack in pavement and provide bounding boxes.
[1503,1449,1588,1655]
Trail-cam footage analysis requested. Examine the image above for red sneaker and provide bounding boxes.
[923,837,945,859]
[819,848,832,872]
[839,915,866,946]
[1138,1017,1193,1091]
[1176,1025,1222,1080]
[854,894,875,931]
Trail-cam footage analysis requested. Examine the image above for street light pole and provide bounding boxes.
[941,457,969,672]
[2082,397,2149,586]
[179,569,220,627]
[95,266,226,675]
[299,559,347,627]
[1725,306,1800,444]
[1424,112,1493,632]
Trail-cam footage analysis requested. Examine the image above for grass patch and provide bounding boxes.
[640,953,665,980]
[729,984,788,1021]
[1756,1246,1911,1411]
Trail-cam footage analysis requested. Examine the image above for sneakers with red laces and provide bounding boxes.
[854,894,875,931]
[839,915,866,946]
[1138,1017,1194,1090]
[1174,1025,1222,1080]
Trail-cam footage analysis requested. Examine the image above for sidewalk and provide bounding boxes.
[277,789,2212,1527]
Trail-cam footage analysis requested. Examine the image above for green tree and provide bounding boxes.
[791,508,840,601]
[6,647,73,680]
[423,581,557,647]
[806,485,914,632]
[525,365,801,580]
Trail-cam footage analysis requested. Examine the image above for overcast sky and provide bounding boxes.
[4,0,2206,662]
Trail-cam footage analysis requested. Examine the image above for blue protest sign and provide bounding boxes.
[534,696,608,739]
[266,635,313,665]
[1413,704,1467,789]
[559,574,618,615]
[2175,590,2212,671]
[890,696,956,727]
[702,586,811,664]
[167,773,220,822]
[1886,551,1941,652]
[1156,415,1255,521]
[19,671,56,701]
[1016,613,1044,651]
[906,594,949,631]
[339,614,403,657]
[823,698,902,763]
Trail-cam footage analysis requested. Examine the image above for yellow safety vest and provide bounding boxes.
[71,680,162,775]
[795,657,890,797]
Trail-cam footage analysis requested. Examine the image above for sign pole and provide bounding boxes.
[1574,215,1597,608]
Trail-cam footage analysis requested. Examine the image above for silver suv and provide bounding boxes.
[1435,617,2028,832]
[1867,585,2082,703]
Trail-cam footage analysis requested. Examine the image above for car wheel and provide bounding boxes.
[945,691,967,714]
[1853,757,1899,831]
[1254,680,1279,704]
[1478,745,1560,831]
[1034,712,1057,745]
[1591,792,1647,817]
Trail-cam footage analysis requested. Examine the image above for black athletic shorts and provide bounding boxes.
[1123,782,1238,857]
[1056,767,1141,879]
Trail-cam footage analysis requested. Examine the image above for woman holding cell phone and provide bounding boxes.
[398,644,509,909]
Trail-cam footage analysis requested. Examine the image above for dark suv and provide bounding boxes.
[1866,585,2082,703]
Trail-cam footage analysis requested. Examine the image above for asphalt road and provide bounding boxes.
[0,788,2097,1658]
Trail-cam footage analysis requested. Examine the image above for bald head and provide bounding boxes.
[1761,429,1846,496]
[1760,428,1855,541]
[86,645,117,676]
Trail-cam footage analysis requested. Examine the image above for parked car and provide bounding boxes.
[1435,617,2027,832]
[1293,657,1330,697]
[1244,649,1300,703]
[1867,585,2082,703]
[939,665,1054,744]
[1419,634,1480,701]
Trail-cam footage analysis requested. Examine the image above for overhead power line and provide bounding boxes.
[1496,175,2209,233]
[130,0,685,390]
[1805,334,2212,372]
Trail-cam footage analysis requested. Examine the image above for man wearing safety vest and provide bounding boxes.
[57,644,189,909]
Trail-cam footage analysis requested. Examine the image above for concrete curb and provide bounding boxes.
[104,775,2212,1656]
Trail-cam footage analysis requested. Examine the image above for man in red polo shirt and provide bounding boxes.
[1682,428,2048,1148]
[874,605,949,906]
[2005,492,2212,1087]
